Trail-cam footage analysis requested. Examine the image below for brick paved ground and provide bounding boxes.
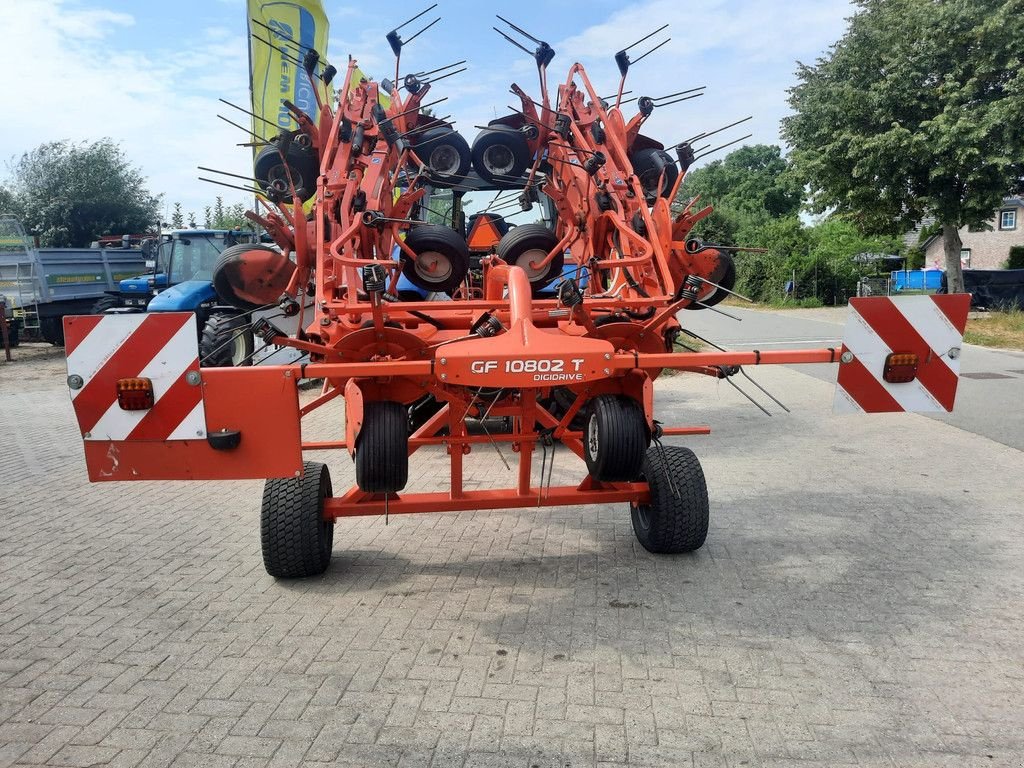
[2,344,1023,767]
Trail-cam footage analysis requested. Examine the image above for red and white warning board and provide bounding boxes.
[65,313,205,441]
[834,294,971,414]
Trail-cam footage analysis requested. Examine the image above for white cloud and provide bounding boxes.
[1,0,254,224]
[547,0,852,162]
[0,0,852,232]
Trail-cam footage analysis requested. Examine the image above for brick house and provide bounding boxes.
[913,197,1024,270]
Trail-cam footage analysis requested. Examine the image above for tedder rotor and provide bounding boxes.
[64,10,972,578]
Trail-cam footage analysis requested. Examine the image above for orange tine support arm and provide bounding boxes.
[484,264,533,326]
[322,60,360,170]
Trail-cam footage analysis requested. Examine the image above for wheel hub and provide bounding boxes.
[516,248,549,281]
[429,145,460,176]
[587,413,599,457]
[415,250,453,282]
[231,332,248,366]
[484,144,515,176]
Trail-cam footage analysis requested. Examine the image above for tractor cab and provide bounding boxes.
[396,174,578,300]
[98,229,254,312]
[146,230,246,312]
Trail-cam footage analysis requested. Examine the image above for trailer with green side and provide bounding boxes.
[0,215,148,346]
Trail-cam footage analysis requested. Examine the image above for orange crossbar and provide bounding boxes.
[620,349,840,368]
[300,426,710,452]
[323,484,650,517]
[289,348,838,382]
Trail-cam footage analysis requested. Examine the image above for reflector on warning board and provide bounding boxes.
[65,313,205,441]
[834,294,971,414]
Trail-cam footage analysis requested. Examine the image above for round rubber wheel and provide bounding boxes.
[199,312,255,367]
[631,446,709,553]
[254,142,318,203]
[261,461,334,578]
[3,321,19,348]
[355,401,410,494]
[630,147,679,202]
[583,394,649,482]
[471,128,531,187]
[91,295,121,314]
[495,224,563,294]
[682,255,736,311]
[212,243,296,311]
[414,127,471,188]
[402,224,470,294]
[39,317,64,346]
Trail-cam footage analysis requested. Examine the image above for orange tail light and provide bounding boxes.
[883,353,919,383]
[116,377,155,410]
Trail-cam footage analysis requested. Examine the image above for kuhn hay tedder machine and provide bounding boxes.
[64,8,971,578]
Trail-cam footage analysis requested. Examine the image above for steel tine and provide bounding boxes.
[622,24,669,52]
[198,177,265,196]
[739,368,791,413]
[722,374,772,416]
[495,14,543,45]
[394,4,438,32]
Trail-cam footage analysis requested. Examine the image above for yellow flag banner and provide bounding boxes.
[246,0,331,144]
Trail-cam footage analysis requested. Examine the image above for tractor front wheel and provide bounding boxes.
[631,446,709,554]
[200,312,255,367]
[261,461,334,578]
[91,295,121,314]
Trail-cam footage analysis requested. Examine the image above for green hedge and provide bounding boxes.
[1007,246,1024,270]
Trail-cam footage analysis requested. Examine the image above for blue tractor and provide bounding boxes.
[92,229,260,366]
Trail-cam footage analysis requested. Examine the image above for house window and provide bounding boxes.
[1000,209,1017,230]
[960,248,972,268]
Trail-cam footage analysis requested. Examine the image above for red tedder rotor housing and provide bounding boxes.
[64,12,972,579]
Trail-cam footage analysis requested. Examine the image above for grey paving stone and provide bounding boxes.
[2,355,1023,766]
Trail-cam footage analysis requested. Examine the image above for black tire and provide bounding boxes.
[414,128,471,188]
[544,387,588,432]
[254,142,318,203]
[631,446,709,554]
[91,295,121,314]
[355,401,409,494]
[471,128,531,187]
[212,243,295,311]
[682,253,736,311]
[199,312,255,367]
[39,317,64,346]
[583,395,649,482]
[495,224,563,293]
[261,461,334,578]
[630,147,679,202]
[2,320,19,348]
[402,224,470,294]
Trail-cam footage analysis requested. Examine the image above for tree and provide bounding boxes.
[4,139,160,247]
[675,144,803,246]
[806,219,900,304]
[0,185,17,216]
[204,196,248,229]
[171,202,185,229]
[783,0,1024,294]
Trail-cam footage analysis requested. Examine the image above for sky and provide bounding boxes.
[0,0,854,225]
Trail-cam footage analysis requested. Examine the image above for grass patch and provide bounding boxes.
[964,307,1024,350]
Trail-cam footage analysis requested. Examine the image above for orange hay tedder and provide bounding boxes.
[65,8,972,578]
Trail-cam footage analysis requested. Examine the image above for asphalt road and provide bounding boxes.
[679,305,1024,452]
